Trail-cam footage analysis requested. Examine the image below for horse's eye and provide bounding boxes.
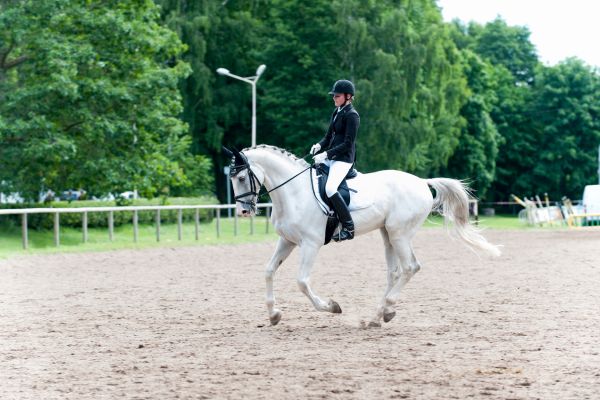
[239,176,246,182]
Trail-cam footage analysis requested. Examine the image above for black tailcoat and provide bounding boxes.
[317,103,359,163]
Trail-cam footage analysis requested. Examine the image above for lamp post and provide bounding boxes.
[216,64,266,147]
[224,165,231,217]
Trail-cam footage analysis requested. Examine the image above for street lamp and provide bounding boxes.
[216,64,266,147]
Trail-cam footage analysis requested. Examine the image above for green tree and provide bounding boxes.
[158,0,265,201]
[527,59,600,199]
[469,17,538,85]
[463,18,539,201]
[442,48,500,199]
[259,0,340,154]
[487,64,536,200]
[349,0,468,175]
[260,0,468,175]
[0,0,211,201]
[157,0,471,201]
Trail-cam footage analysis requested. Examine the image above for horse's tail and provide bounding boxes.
[426,178,501,257]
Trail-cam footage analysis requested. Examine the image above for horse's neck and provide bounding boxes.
[249,150,309,209]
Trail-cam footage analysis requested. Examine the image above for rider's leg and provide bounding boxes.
[324,161,352,198]
[326,161,354,241]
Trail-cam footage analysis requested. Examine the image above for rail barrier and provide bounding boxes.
[565,213,600,228]
[0,204,273,249]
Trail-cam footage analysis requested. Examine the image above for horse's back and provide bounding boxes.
[350,170,433,235]
[355,169,432,202]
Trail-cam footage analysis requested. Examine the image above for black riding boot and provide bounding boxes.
[329,192,354,242]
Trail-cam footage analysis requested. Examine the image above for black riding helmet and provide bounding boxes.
[328,79,355,96]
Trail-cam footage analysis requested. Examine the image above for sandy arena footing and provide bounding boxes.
[1,229,599,399]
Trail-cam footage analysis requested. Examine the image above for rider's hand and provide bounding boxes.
[313,152,327,164]
[310,143,321,155]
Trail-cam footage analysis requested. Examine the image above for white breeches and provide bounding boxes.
[324,160,353,198]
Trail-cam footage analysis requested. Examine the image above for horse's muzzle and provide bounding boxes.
[237,203,256,217]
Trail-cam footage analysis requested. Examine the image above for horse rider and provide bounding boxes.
[310,79,360,241]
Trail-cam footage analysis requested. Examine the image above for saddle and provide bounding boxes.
[315,163,358,245]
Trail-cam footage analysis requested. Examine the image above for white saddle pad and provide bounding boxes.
[312,169,374,213]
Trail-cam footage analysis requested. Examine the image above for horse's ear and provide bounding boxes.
[222,146,234,158]
[231,147,245,165]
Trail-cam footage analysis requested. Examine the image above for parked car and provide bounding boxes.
[119,191,137,200]
[60,189,86,201]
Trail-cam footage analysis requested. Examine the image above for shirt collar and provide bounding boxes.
[337,103,352,113]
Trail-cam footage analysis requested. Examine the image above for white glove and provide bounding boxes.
[310,143,321,155]
[313,152,327,164]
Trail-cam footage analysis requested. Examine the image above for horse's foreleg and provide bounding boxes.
[297,243,342,314]
[266,237,296,325]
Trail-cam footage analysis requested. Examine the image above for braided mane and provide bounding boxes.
[243,144,310,167]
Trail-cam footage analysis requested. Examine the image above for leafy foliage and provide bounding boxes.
[161,0,469,183]
[442,47,500,198]
[336,0,468,175]
[0,0,212,201]
[449,18,600,200]
[468,17,538,85]
[526,59,600,199]
[2,1,599,205]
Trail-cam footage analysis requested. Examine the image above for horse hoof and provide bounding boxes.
[270,310,282,326]
[383,311,396,323]
[368,321,381,328]
[330,300,342,314]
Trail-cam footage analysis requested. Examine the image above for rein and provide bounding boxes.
[230,151,313,210]
[263,165,311,197]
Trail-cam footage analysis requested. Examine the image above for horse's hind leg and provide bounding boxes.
[297,243,342,314]
[378,228,400,323]
[369,237,421,327]
[266,237,296,325]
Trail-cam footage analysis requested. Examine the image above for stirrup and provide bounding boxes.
[333,228,354,242]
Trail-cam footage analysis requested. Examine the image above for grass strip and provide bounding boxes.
[0,214,564,259]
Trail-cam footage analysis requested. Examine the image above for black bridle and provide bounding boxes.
[223,147,312,212]
[229,151,262,211]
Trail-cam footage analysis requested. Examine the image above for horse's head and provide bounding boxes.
[223,147,264,217]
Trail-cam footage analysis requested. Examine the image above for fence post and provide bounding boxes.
[6,203,274,251]
[108,211,114,241]
[265,206,270,233]
[82,211,88,243]
[156,209,161,242]
[469,199,479,227]
[194,208,199,240]
[216,208,221,238]
[22,213,28,250]
[133,210,138,243]
[54,212,60,247]
[177,209,183,240]
[234,207,238,236]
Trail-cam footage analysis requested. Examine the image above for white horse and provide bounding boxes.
[224,145,500,327]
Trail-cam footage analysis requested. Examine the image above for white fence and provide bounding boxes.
[0,203,273,249]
